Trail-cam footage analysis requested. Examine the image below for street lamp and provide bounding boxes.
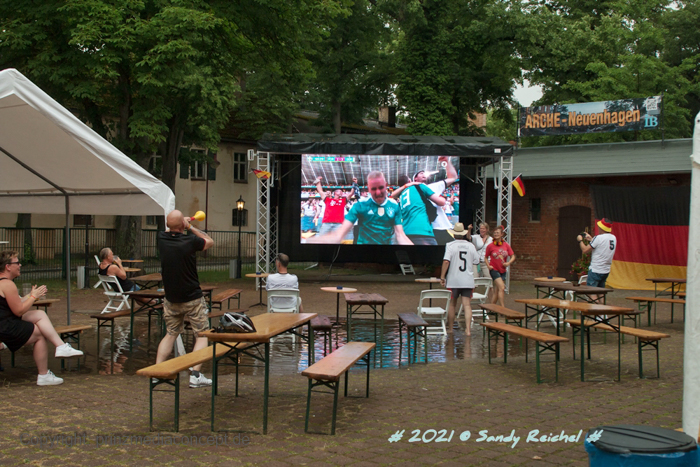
[236,195,245,279]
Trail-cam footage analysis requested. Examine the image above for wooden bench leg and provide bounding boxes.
[536,341,560,384]
[149,376,179,432]
[637,339,661,379]
[59,330,83,371]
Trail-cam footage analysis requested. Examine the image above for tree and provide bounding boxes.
[392,0,521,136]
[518,0,698,145]
[303,0,394,133]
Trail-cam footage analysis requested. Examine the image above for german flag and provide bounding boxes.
[512,174,526,197]
[591,185,689,290]
[251,169,271,180]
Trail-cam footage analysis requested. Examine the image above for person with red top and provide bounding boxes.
[314,176,356,240]
[485,226,516,307]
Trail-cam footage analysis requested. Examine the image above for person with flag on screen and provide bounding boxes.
[311,171,413,245]
[577,218,617,302]
[313,176,356,240]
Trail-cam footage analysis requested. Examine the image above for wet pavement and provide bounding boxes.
[0,278,689,466]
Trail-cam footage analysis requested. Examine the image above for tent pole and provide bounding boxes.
[65,196,71,325]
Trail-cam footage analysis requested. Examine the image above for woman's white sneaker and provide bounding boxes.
[55,343,84,358]
[37,370,64,386]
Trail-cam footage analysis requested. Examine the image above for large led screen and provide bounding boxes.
[300,155,461,245]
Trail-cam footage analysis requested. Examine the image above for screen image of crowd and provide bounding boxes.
[300,155,461,246]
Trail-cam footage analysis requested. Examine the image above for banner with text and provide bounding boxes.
[519,96,662,137]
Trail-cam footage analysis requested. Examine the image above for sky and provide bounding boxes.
[513,80,543,107]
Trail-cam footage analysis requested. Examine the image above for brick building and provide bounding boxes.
[491,139,692,282]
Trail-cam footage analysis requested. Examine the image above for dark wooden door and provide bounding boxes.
[557,205,591,278]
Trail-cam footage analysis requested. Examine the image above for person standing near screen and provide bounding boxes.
[314,171,413,245]
[440,223,479,335]
[314,176,356,241]
[485,226,515,308]
[394,174,446,245]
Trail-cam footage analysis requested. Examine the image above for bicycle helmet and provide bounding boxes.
[216,312,256,333]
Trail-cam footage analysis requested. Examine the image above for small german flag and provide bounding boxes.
[251,169,271,180]
[512,173,525,197]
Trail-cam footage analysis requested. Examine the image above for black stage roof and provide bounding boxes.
[258,133,514,158]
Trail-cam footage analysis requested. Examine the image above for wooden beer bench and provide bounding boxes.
[210,288,243,311]
[480,322,568,383]
[626,296,686,325]
[302,342,375,435]
[397,313,429,365]
[136,342,250,432]
[310,315,333,357]
[564,319,670,378]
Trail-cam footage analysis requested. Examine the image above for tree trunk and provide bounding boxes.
[333,100,342,134]
[115,215,142,259]
[15,213,36,265]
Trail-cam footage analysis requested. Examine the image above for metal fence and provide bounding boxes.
[0,228,258,282]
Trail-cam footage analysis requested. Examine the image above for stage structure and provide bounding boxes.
[253,134,515,273]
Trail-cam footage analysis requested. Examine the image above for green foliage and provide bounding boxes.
[519,0,699,145]
[23,242,36,266]
[393,0,521,136]
[570,254,591,276]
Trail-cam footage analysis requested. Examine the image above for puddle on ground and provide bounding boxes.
[7,316,541,377]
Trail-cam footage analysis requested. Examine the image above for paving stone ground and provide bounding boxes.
[0,274,688,466]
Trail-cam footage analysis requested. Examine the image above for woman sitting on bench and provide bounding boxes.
[0,251,83,386]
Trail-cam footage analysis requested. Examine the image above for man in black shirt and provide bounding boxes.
[155,209,214,388]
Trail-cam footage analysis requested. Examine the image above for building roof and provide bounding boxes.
[511,139,692,179]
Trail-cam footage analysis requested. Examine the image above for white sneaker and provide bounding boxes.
[37,370,64,386]
[0,342,7,351]
[55,343,84,358]
[189,373,212,388]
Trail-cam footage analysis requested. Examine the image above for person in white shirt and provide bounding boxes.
[472,223,492,278]
[266,253,303,311]
[577,218,617,303]
[440,223,480,335]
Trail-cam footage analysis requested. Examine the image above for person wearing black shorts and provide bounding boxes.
[484,226,516,308]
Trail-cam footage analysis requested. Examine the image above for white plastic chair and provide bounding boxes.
[98,274,129,314]
[417,289,452,335]
[457,277,493,322]
[93,255,104,288]
[267,288,300,342]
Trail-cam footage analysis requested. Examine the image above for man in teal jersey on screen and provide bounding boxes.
[393,174,446,245]
[314,171,413,245]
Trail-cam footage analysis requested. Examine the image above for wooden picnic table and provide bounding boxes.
[646,277,686,299]
[533,280,614,304]
[534,276,566,282]
[344,293,388,367]
[124,284,217,353]
[130,272,162,289]
[200,312,317,434]
[34,298,60,312]
[515,298,636,382]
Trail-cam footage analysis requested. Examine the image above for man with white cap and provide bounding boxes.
[440,223,479,335]
[577,218,617,302]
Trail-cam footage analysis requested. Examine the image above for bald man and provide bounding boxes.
[155,210,214,388]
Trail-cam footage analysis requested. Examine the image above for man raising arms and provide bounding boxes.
[155,209,214,388]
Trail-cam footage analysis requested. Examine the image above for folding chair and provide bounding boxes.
[94,255,104,288]
[98,274,130,314]
[417,289,451,335]
[395,250,415,275]
[267,288,301,342]
[457,277,493,322]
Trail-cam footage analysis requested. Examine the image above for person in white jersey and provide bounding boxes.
[577,218,617,303]
[440,223,480,335]
[266,253,303,311]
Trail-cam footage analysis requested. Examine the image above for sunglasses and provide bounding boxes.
[9,261,21,265]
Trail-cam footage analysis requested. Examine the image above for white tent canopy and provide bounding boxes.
[0,68,175,322]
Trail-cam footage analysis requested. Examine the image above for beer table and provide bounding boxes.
[415,277,442,306]
[33,298,60,312]
[533,276,566,282]
[515,298,636,381]
[344,293,388,367]
[200,312,317,434]
[646,277,686,299]
[124,284,216,352]
[131,272,163,290]
[533,281,614,304]
[245,272,270,307]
